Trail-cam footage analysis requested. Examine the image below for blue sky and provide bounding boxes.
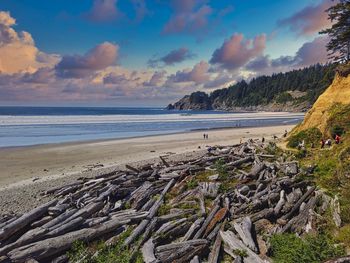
[0,0,333,106]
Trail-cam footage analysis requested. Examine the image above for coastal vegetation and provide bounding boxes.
[167,63,337,111]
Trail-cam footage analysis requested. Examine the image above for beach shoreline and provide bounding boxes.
[0,124,294,215]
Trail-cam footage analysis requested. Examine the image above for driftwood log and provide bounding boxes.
[0,139,343,262]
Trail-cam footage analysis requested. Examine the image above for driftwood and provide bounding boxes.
[220,230,264,263]
[324,256,350,263]
[7,219,131,262]
[233,217,258,253]
[0,140,337,262]
[0,200,57,243]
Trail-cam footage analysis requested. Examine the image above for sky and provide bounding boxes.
[0,0,334,106]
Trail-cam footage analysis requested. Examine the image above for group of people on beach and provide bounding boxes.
[203,133,209,140]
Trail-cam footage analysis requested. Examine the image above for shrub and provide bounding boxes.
[186,178,198,190]
[270,233,344,263]
[287,128,322,148]
[331,125,345,138]
[214,159,229,180]
[275,92,293,104]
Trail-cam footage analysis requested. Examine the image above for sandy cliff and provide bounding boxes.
[295,72,350,134]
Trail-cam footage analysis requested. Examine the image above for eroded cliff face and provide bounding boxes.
[296,73,350,134]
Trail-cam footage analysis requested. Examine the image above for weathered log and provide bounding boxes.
[226,156,253,168]
[324,256,350,263]
[190,255,200,263]
[207,223,225,263]
[156,239,208,254]
[233,217,258,253]
[7,218,131,262]
[220,230,264,263]
[281,186,316,221]
[159,156,170,167]
[331,195,342,228]
[0,200,57,242]
[182,217,204,241]
[124,179,175,246]
[193,203,220,239]
[125,164,140,173]
[281,196,317,234]
[204,207,227,237]
[142,238,157,263]
[50,254,68,263]
[273,190,285,216]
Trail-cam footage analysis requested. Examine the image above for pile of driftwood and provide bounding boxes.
[0,140,344,262]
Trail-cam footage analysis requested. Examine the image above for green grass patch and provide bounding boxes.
[214,159,229,180]
[336,224,350,248]
[287,128,322,149]
[185,178,199,190]
[270,233,345,263]
[67,228,143,263]
[195,169,216,181]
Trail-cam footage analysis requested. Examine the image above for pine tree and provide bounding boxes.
[320,0,350,62]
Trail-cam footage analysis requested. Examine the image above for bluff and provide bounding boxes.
[166,91,212,110]
[166,64,336,112]
[295,68,350,134]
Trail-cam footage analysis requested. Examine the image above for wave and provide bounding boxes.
[0,112,304,126]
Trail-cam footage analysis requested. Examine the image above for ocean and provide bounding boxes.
[0,107,304,147]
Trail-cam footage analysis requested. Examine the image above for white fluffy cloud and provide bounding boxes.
[0,11,59,74]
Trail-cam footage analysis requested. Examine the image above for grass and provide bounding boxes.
[278,103,350,252]
[287,127,322,149]
[185,177,199,190]
[336,224,350,248]
[67,228,143,263]
[270,233,345,263]
[214,159,229,180]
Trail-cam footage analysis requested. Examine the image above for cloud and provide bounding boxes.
[143,71,166,86]
[246,36,329,75]
[148,47,195,67]
[278,0,333,35]
[162,0,212,35]
[293,36,329,66]
[168,61,210,84]
[85,0,122,23]
[203,71,237,89]
[0,11,59,74]
[210,33,266,70]
[22,67,55,84]
[130,0,149,23]
[55,42,119,78]
[85,0,149,24]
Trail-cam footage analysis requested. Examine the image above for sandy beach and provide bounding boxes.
[0,124,294,214]
[0,124,294,188]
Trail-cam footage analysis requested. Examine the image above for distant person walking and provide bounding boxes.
[320,139,325,149]
[203,133,206,140]
[206,134,209,139]
[335,134,341,144]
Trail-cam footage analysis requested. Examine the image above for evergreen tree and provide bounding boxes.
[320,0,350,62]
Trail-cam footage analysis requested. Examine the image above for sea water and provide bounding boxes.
[0,107,304,147]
